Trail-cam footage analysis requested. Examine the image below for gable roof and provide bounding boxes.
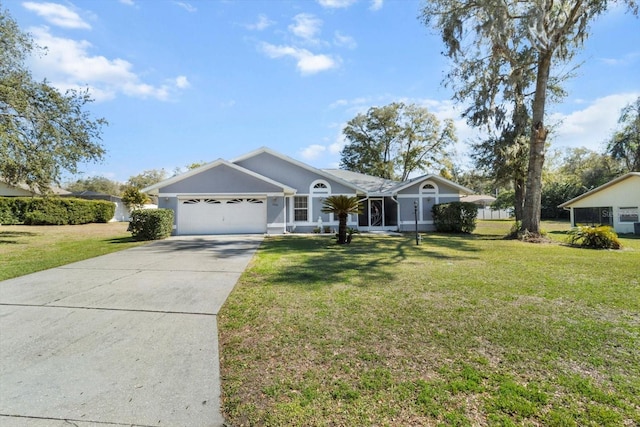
[558,172,640,208]
[141,158,296,195]
[390,174,475,195]
[232,147,368,194]
[0,180,71,196]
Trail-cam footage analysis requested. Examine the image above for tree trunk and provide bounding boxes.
[513,176,525,222]
[521,53,552,235]
[338,213,348,244]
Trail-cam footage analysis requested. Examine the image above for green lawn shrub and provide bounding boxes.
[92,201,117,223]
[0,197,28,224]
[432,201,478,233]
[566,225,622,249]
[127,209,174,241]
[0,197,116,225]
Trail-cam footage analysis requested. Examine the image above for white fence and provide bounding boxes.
[477,208,513,220]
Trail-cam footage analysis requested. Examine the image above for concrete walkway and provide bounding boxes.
[0,235,263,427]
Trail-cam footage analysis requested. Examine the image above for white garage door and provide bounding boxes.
[177,198,266,235]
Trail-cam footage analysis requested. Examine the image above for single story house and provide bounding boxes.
[559,172,640,234]
[0,181,70,197]
[142,147,474,235]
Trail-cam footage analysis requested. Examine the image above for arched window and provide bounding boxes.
[420,181,438,194]
[310,180,331,195]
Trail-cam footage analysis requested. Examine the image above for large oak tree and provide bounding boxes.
[1,8,106,195]
[340,102,456,181]
[422,0,638,235]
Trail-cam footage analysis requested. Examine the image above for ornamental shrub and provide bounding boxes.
[566,225,621,249]
[92,201,116,223]
[432,201,478,233]
[0,198,28,224]
[128,209,174,241]
[0,197,115,225]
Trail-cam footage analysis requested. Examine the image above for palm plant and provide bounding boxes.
[321,195,362,244]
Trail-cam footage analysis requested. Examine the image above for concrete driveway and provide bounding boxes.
[0,235,263,427]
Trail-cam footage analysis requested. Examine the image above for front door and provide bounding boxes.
[369,198,384,228]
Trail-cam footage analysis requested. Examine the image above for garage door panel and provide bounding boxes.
[178,198,266,235]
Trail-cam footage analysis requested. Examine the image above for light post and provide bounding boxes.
[414,200,419,245]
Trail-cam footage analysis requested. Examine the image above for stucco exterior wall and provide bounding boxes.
[566,175,640,234]
[267,196,286,234]
[396,178,465,232]
[235,152,356,195]
[159,164,283,194]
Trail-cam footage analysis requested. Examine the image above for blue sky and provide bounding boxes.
[5,0,640,183]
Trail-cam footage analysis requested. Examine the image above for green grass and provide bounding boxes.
[0,222,146,281]
[218,220,640,426]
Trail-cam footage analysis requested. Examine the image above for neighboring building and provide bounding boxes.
[0,181,71,197]
[461,194,496,208]
[142,147,474,235]
[461,194,513,220]
[64,191,129,222]
[559,172,640,234]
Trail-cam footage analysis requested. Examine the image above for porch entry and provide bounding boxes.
[358,197,389,230]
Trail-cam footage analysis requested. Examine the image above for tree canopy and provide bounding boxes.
[340,102,456,181]
[65,176,123,196]
[607,96,640,172]
[422,0,638,235]
[1,7,107,195]
[126,169,167,190]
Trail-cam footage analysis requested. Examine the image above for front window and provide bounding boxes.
[294,196,308,221]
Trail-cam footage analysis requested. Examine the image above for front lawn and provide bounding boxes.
[0,222,146,281]
[219,221,640,426]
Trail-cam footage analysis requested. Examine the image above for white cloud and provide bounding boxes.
[289,13,322,41]
[317,0,358,8]
[260,42,339,75]
[22,2,91,29]
[246,14,275,31]
[28,27,185,101]
[300,144,327,160]
[175,75,190,89]
[329,132,347,155]
[173,1,197,13]
[598,51,640,66]
[329,99,349,109]
[370,0,383,11]
[119,0,135,5]
[334,31,357,49]
[550,93,639,151]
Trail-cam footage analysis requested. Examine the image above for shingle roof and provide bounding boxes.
[322,169,399,193]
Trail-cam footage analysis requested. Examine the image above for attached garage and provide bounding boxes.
[177,197,267,235]
[141,159,296,236]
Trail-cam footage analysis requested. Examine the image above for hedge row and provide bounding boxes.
[0,197,115,225]
[127,209,174,241]
[432,201,478,233]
